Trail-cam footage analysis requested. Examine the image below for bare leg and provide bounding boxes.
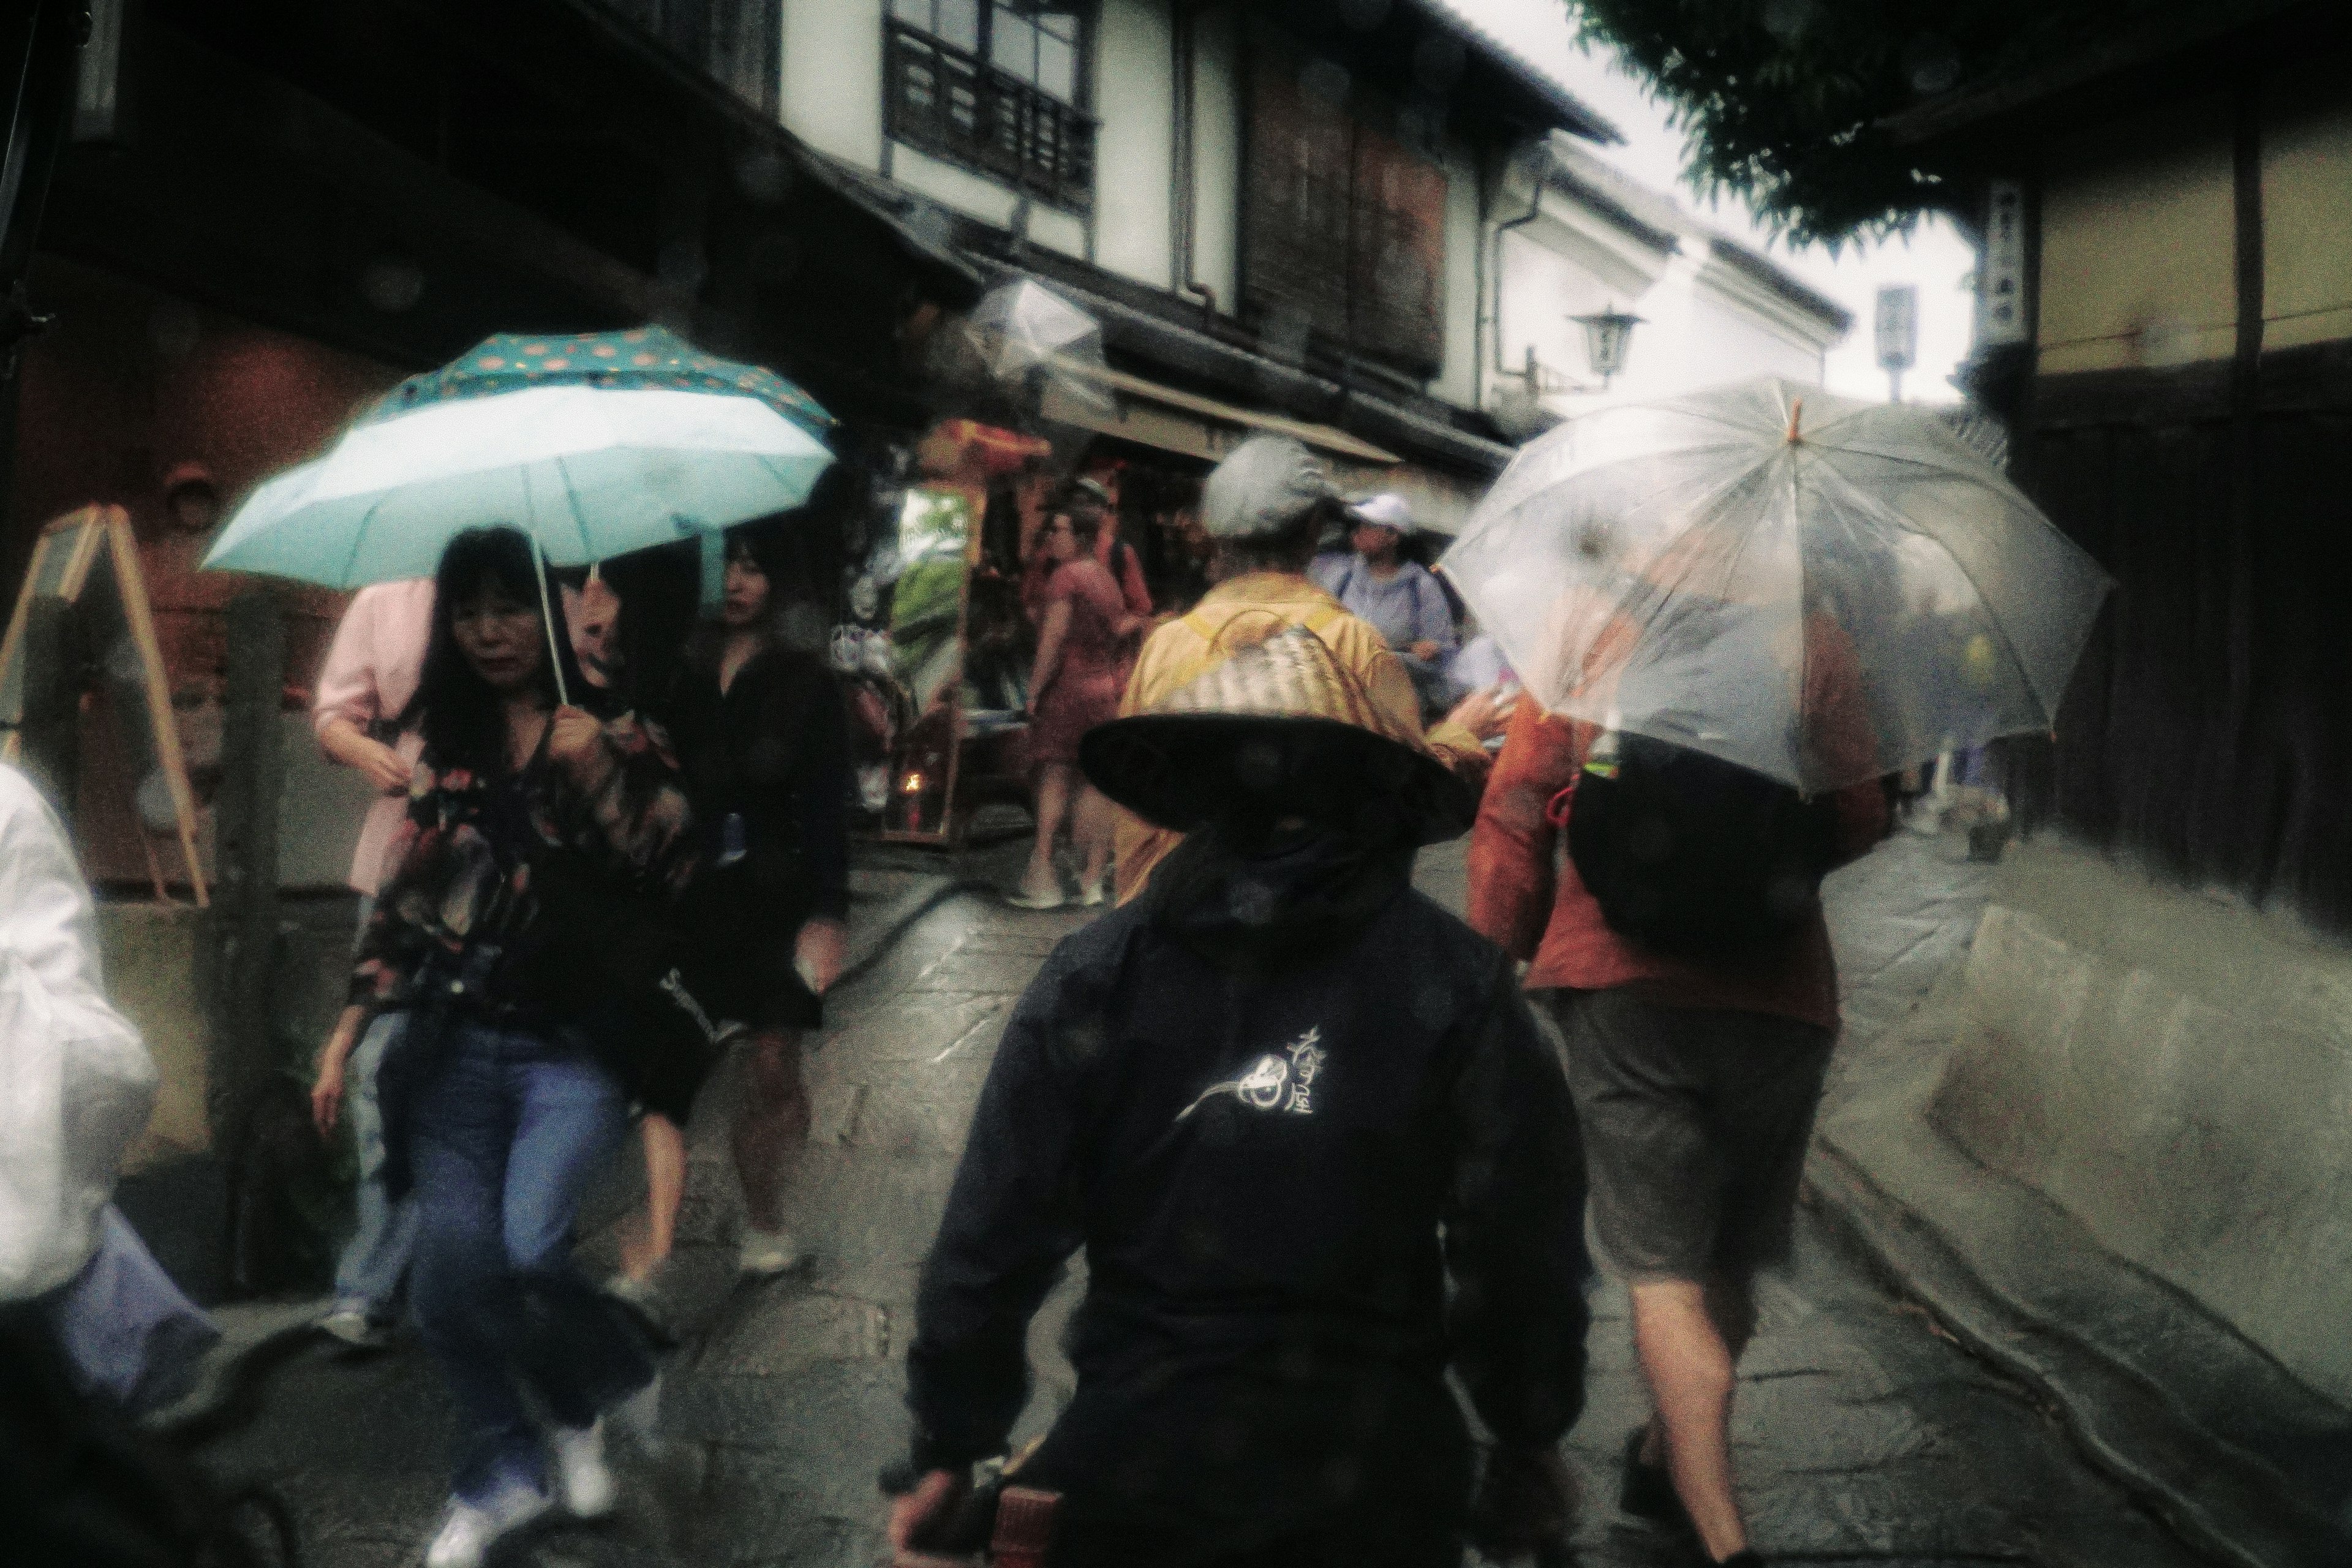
[1072,782,1116,892]
[729,1028,809,1237]
[618,1115,688,1281]
[1021,764,1075,897]
[1630,1277,1749,1562]
[1636,1276,1757,1463]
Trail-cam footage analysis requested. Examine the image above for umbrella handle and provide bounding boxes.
[530,535,571,708]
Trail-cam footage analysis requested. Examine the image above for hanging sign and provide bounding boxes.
[1875,285,1920,372]
[1978,179,2029,345]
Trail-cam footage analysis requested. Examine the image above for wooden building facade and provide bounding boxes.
[1895,0,2352,926]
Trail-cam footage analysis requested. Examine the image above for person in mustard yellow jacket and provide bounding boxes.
[1111,436,1509,904]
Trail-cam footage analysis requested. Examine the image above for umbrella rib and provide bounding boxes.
[1948,547,2057,723]
[1823,466,2060,741]
[1837,469,2060,723]
[1789,447,1819,792]
[341,492,388,589]
[554,458,597,561]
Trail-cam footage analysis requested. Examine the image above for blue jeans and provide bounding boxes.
[407,1018,652,1504]
[44,1207,220,1417]
[331,1012,420,1321]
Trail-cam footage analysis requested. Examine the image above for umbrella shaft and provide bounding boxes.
[530,535,571,708]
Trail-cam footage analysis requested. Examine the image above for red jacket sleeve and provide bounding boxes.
[1801,615,1892,865]
[1467,699,1580,963]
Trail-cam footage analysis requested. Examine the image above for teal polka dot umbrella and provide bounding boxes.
[205,326,835,590]
[371,326,834,437]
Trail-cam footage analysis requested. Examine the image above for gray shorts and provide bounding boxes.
[1545,989,1834,1284]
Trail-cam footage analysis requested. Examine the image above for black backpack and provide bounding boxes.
[1564,733,1839,959]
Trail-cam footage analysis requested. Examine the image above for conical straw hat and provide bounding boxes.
[1080,627,1472,844]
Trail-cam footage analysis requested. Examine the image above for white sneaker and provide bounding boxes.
[737,1228,802,1277]
[549,1417,617,1518]
[603,1270,657,1309]
[317,1307,394,1350]
[423,1485,551,1568]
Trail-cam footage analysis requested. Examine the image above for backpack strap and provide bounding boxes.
[1182,593,1350,650]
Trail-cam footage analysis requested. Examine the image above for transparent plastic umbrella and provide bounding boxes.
[968,278,1103,379]
[1440,377,2113,793]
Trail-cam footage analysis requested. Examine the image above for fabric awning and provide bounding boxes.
[1039,360,1402,467]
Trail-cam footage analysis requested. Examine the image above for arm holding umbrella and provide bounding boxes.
[1468,697,1581,961]
[1800,612,1893,862]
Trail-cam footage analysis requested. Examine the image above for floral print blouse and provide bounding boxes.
[349,711,696,1015]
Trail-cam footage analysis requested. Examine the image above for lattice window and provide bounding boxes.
[887,2,1096,214]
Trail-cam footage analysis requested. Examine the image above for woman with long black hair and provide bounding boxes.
[638,518,852,1286]
[309,526,695,1568]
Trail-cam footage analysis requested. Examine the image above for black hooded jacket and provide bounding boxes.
[905,829,1591,1556]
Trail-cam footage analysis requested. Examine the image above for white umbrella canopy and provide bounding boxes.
[1441,377,2113,793]
[205,385,832,589]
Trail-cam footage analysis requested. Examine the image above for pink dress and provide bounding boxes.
[310,579,435,894]
[1029,559,1128,767]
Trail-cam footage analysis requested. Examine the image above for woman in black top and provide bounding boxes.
[311,528,693,1568]
[612,519,852,1292]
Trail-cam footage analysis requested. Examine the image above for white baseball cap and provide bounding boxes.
[1347,492,1414,533]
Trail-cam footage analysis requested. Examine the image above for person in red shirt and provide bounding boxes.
[1020,480,1152,633]
[1468,610,1889,1568]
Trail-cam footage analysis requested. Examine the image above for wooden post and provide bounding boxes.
[207,588,285,1180]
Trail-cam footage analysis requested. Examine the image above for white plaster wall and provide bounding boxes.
[885,146,1092,257]
[1601,266,1826,408]
[2261,68,2352,351]
[2038,93,2237,375]
[1497,225,1834,420]
[1186,6,1243,315]
[780,1,1123,265]
[1028,206,1090,260]
[780,0,886,170]
[1095,0,1175,288]
[891,142,1022,228]
[1433,137,1483,408]
[1493,214,1667,398]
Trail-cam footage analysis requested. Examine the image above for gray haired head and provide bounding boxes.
[1200,435,1336,541]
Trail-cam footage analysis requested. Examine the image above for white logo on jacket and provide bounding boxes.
[1178,1028,1327,1122]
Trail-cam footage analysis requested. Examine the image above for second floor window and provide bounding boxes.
[888,2,1095,213]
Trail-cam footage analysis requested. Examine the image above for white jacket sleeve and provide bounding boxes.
[0,765,159,1302]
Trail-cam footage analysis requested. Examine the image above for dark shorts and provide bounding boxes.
[1544,989,1834,1284]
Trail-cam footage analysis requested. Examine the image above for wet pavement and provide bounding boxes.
[185,836,2214,1567]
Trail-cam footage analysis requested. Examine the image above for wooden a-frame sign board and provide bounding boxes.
[0,505,209,905]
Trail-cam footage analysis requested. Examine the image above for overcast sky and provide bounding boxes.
[1446,0,1977,405]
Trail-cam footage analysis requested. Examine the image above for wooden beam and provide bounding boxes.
[206,587,284,1172]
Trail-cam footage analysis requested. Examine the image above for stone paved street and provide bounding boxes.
[188,838,2213,1568]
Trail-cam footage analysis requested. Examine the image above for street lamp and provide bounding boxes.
[1572,306,1643,389]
